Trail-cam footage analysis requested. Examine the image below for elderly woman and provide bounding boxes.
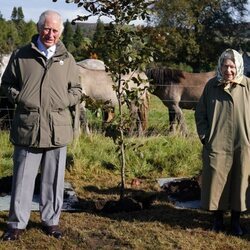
[195,49,250,236]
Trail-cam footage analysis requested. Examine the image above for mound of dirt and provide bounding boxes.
[94,193,157,213]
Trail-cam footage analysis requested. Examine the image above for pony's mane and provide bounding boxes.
[146,67,184,86]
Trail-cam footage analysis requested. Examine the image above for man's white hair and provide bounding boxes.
[37,10,64,35]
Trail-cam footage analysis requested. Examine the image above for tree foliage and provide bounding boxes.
[73,24,92,61]
[0,7,36,55]
[19,20,37,45]
[63,19,75,51]
[152,0,249,71]
[92,18,106,59]
[53,0,156,199]
[67,0,153,25]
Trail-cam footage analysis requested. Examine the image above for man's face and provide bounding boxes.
[39,15,61,48]
[221,59,237,82]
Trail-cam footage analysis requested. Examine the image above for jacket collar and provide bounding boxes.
[37,37,56,59]
[215,76,247,88]
[30,34,68,61]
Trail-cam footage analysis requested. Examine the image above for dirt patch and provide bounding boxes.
[94,193,157,213]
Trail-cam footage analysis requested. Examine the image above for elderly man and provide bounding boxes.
[1,10,82,241]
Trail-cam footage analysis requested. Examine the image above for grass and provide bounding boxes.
[0,95,250,249]
[0,132,13,177]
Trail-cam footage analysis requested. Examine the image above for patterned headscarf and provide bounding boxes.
[216,49,244,84]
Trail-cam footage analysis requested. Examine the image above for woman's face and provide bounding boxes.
[221,59,236,81]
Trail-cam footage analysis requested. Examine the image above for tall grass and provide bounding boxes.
[68,133,202,179]
[0,131,13,177]
[0,95,203,182]
[66,94,203,187]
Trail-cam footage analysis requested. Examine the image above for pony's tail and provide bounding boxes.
[139,89,150,131]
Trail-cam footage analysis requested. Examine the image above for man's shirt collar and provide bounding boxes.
[37,37,56,59]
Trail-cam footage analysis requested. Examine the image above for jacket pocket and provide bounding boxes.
[51,109,73,146]
[11,111,39,146]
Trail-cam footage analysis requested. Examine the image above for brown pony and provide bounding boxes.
[146,67,215,135]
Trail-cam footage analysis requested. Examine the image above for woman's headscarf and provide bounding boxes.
[216,49,244,84]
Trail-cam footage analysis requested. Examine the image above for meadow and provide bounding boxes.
[0,95,250,249]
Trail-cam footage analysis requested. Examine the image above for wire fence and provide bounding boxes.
[0,87,201,133]
[0,95,15,130]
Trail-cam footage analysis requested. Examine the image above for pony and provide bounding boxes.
[0,54,11,83]
[146,67,215,135]
[77,59,150,136]
[242,51,250,77]
[0,54,15,129]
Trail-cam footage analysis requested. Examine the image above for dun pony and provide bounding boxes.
[77,59,150,136]
[146,67,215,135]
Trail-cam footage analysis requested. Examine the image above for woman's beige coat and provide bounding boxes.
[195,76,250,211]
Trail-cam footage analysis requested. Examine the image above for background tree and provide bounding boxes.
[11,7,18,21]
[152,0,249,71]
[72,24,92,61]
[92,18,106,60]
[11,7,24,22]
[0,7,37,54]
[17,7,24,22]
[0,12,3,21]
[73,24,84,48]
[9,6,34,48]
[11,6,25,27]
[20,20,37,45]
[63,19,75,52]
[0,20,19,54]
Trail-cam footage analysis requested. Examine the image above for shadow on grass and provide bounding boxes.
[0,213,8,232]
[74,185,250,241]
[1,185,250,242]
